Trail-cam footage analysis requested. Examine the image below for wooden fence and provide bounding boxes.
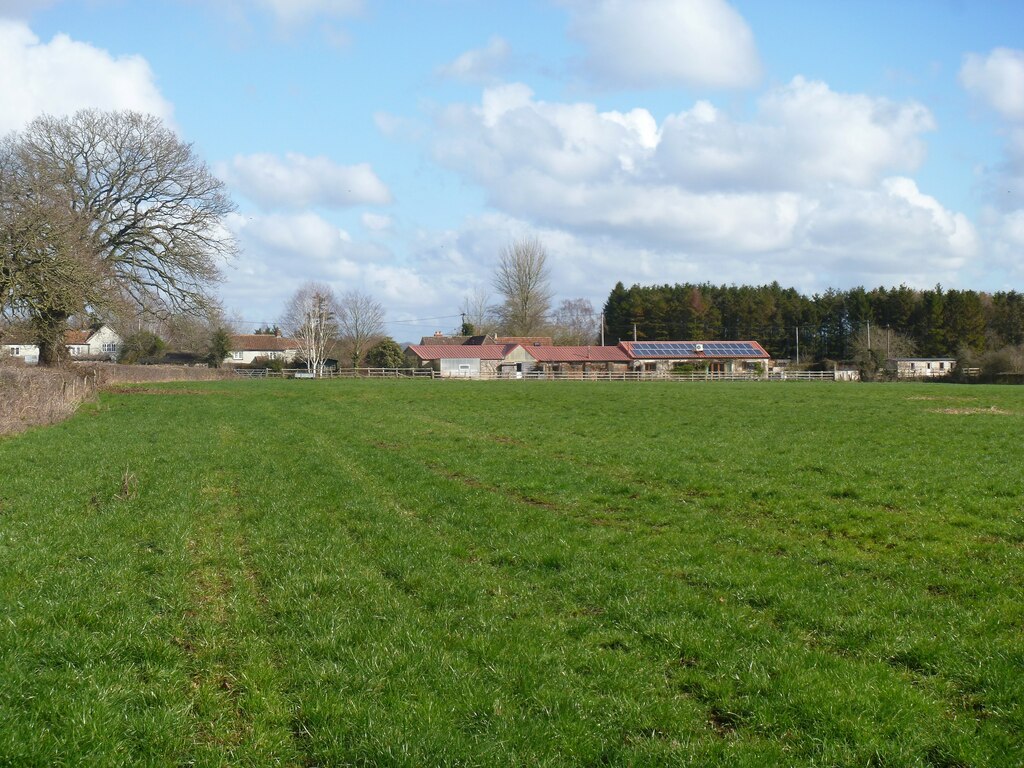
[233,367,434,379]
[233,367,855,382]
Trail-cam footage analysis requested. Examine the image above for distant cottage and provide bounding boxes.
[1,324,122,364]
[225,331,300,365]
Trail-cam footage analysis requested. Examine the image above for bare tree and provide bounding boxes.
[337,290,385,368]
[0,109,235,364]
[282,282,341,377]
[551,298,598,345]
[851,326,915,380]
[459,287,498,336]
[493,236,552,336]
[158,306,235,355]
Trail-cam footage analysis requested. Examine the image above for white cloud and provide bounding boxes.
[657,84,934,192]
[222,211,445,322]
[564,0,761,89]
[436,36,511,84]
[428,81,975,290]
[959,48,1024,254]
[0,20,172,135]
[960,48,1024,122]
[220,152,392,210]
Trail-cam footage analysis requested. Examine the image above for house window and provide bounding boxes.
[267,352,278,360]
[927,362,932,369]
[232,351,244,360]
[458,363,471,371]
[939,362,945,370]
[69,347,79,356]
[102,342,117,353]
[11,347,19,356]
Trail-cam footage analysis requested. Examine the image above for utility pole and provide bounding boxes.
[600,314,605,346]
[633,323,637,342]
[867,320,871,351]
[795,325,800,365]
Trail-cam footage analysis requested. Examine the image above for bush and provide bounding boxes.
[118,331,166,364]
[248,355,285,372]
[957,344,1024,383]
[365,337,406,368]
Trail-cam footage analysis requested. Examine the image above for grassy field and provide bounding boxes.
[0,379,1021,766]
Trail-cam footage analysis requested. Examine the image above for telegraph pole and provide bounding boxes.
[795,325,800,365]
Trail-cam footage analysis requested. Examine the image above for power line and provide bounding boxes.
[383,314,463,326]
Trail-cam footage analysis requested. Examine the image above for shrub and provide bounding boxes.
[365,337,406,368]
[249,355,285,373]
[118,331,166,364]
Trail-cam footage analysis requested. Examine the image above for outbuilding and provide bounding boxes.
[885,357,956,379]
[404,343,529,378]
[525,345,631,375]
[618,340,770,374]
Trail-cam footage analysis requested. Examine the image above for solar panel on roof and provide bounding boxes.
[629,340,764,357]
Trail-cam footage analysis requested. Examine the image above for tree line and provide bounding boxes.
[602,281,1024,364]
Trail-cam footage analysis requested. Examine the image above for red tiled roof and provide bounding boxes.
[64,329,91,345]
[526,345,630,363]
[406,344,514,361]
[230,334,298,352]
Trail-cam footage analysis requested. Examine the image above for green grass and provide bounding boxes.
[1,380,1022,766]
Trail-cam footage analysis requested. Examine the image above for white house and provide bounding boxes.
[1,324,122,364]
[226,333,300,365]
[886,357,956,379]
[65,325,122,358]
[0,340,39,364]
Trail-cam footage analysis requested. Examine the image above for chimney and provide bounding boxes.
[275,329,281,337]
[434,331,443,337]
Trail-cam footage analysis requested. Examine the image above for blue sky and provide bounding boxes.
[2,0,1023,339]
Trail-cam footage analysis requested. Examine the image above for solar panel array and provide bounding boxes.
[629,341,764,357]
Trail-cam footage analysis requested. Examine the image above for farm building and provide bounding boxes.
[405,339,772,378]
[525,345,631,374]
[405,343,535,377]
[618,340,771,374]
[885,357,956,379]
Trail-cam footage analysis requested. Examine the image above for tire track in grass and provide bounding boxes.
[179,460,301,766]
[291,415,748,763]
